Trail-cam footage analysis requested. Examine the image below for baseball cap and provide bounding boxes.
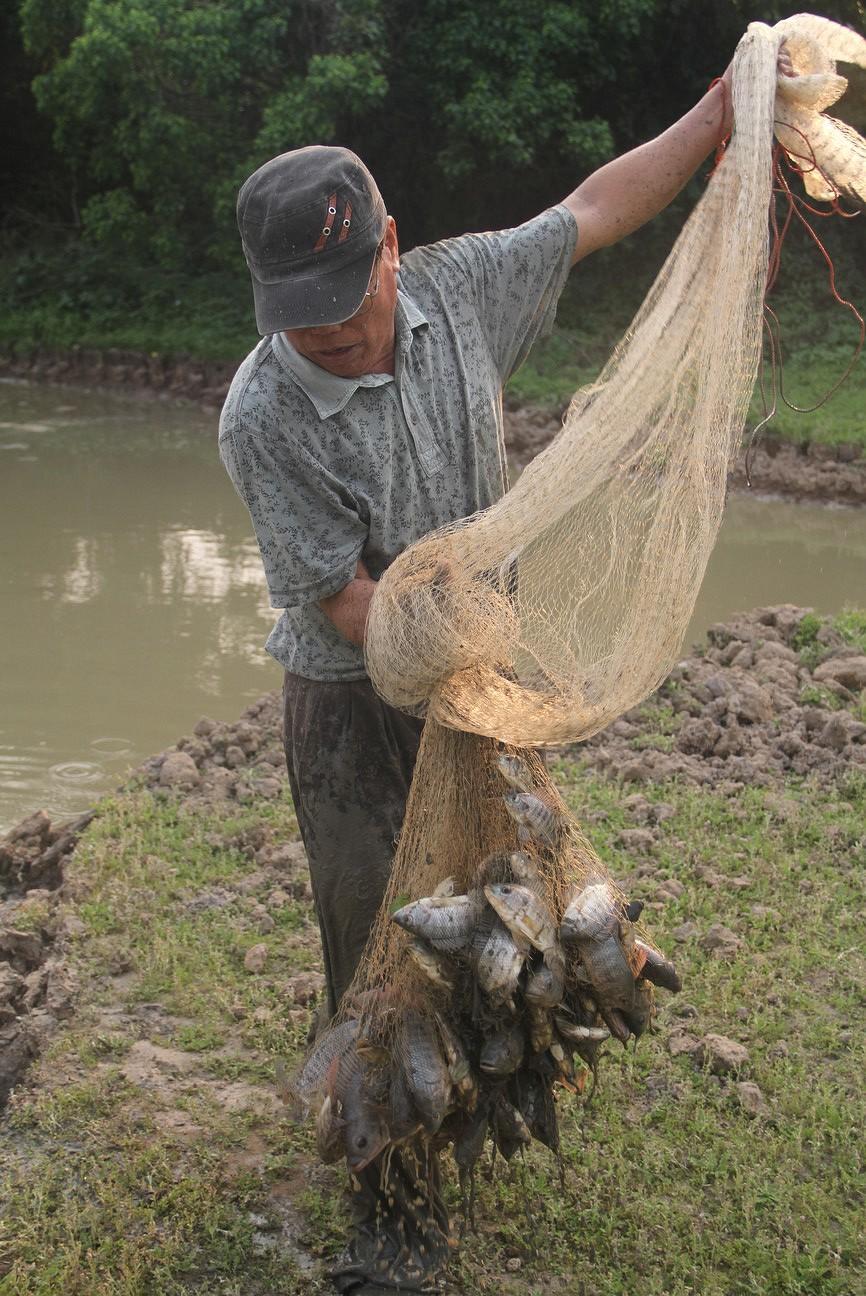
[237,145,388,334]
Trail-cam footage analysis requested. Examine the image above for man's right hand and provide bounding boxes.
[319,558,377,647]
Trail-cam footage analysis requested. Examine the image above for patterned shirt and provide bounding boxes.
[219,203,577,681]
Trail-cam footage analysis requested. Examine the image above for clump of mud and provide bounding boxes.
[576,604,866,788]
[2,605,863,1102]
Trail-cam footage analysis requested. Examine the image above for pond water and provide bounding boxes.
[2,378,865,831]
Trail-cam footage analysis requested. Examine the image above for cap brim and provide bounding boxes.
[251,245,377,335]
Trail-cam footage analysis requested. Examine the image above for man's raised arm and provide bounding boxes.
[565,48,793,264]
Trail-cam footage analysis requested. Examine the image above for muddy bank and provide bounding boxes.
[2,345,865,504]
[0,344,236,411]
[2,605,864,1103]
[505,404,866,505]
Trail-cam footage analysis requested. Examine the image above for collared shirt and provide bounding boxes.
[219,203,577,681]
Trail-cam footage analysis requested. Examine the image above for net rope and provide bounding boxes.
[365,15,866,749]
[293,15,866,1221]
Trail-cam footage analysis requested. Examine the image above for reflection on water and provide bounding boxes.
[1,378,281,830]
[1,378,865,831]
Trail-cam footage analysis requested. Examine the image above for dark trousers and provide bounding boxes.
[283,673,449,1292]
[282,671,424,1017]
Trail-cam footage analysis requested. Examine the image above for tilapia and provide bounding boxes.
[295,1018,359,1104]
[388,1065,423,1143]
[315,1091,346,1164]
[599,1005,631,1044]
[407,937,457,992]
[514,1070,559,1153]
[634,940,682,993]
[554,1014,610,1044]
[503,791,563,847]
[560,880,620,946]
[391,894,479,953]
[453,1102,490,1179]
[508,849,550,901]
[330,1046,391,1173]
[497,753,534,792]
[479,1021,525,1076]
[485,882,558,954]
[525,949,566,1008]
[622,980,655,1039]
[402,1010,453,1133]
[434,1013,478,1111]
[580,934,639,1013]
[492,1096,532,1160]
[476,916,526,1007]
[527,1003,554,1053]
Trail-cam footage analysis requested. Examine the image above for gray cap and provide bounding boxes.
[237,145,387,334]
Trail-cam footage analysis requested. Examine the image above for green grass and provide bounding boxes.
[2,742,865,1294]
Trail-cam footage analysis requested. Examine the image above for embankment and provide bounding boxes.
[3,345,865,504]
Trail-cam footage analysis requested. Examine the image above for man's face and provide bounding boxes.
[284,218,400,378]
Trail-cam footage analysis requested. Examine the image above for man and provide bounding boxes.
[220,54,789,1294]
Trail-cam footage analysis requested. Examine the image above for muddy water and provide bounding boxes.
[2,379,865,831]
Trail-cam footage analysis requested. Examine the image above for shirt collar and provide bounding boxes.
[272,286,429,420]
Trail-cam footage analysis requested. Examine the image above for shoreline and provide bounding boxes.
[3,345,865,507]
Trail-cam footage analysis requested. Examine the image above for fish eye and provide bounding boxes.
[356,1135,368,1149]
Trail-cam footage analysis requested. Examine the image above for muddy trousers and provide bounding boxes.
[282,673,450,1293]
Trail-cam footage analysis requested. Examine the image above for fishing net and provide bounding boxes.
[366,14,866,748]
[293,12,866,1269]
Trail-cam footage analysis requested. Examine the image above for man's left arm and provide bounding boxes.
[565,48,793,264]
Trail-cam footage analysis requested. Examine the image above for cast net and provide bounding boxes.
[293,13,866,1243]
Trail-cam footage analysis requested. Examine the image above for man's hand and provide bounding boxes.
[319,558,376,647]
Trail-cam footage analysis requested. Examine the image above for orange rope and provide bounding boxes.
[742,127,864,485]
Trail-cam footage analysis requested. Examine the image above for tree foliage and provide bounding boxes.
[6,0,866,267]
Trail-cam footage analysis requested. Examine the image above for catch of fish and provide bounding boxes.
[293,752,682,1190]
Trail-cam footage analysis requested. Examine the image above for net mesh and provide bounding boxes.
[294,13,866,1208]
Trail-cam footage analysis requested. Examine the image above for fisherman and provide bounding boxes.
[220,48,793,1296]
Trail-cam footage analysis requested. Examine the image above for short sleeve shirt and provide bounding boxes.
[219,203,578,681]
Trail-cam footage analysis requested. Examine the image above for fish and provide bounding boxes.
[453,1101,490,1177]
[503,791,563,847]
[525,948,566,1008]
[508,850,547,898]
[295,1018,359,1104]
[406,937,457,992]
[622,981,655,1039]
[391,894,479,953]
[476,917,526,1007]
[402,1010,453,1133]
[599,1006,631,1045]
[560,880,620,946]
[492,1096,532,1160]
[527,1004,554,1053]
[634,940,682,993]
[480,1021,525,1077]
[388,1065,423,1142]
[434,1013,478,1111]
[548,1040,581,1089]
[315,1090,346,1164]
[513,1070,559,1153]
[497,753,534,792]
[329,1045,391,1173]
[580,934,639,1013]
[554,1014,610,1044]
[622,899,645,923]
[433,876,457,897]
[485,882,558,954]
